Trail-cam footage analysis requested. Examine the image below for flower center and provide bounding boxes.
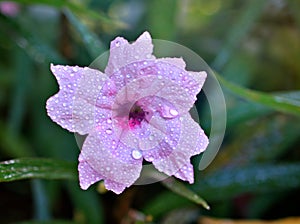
[128,104,146,129]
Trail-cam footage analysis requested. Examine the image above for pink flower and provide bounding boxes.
[46,32,209,194]
[0,1,19,17]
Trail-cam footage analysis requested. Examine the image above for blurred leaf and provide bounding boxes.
[13,0,126,29]
[246,192,286,218]
[226,100,272,127]
[0,121,34,157]
[64,9,105,59]
[162,177,210,210]
[193,163,300,201]
[8,48,32,133]
[147,0,177,39]
[67,182,104,224]
[212,0,267,70]
[216,74,300,116]
[32,180,51,221]
[205,115,300,173]
[0,15,66,63]
[146,163,300,217]
[199,216,300,224]
[0,158,76,182]
[143,191,192,219]
[17,221,75,224]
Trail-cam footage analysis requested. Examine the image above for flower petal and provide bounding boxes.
[173,163,194,184]
[78,126,143,193]
[78,158,128,194]
[158,57,186,69]
[105,31,155,76]
[78,158,103,190]
[46,64,110,135]
[145,113,208,182]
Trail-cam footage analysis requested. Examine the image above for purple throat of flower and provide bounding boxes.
[46,31,209,194]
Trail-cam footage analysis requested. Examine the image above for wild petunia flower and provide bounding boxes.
[46,31,209,194]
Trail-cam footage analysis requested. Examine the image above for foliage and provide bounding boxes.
[0,0,299,223]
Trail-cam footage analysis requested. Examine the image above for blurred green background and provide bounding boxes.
[0,0,300,223]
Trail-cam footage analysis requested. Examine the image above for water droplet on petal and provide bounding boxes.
[132,149,142,160]
[115,41,120,47]
[169,109,179,116]
[106,129,113,134]
[107,118,112,124]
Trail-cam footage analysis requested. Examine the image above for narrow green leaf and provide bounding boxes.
[0,14,66,63]
[162,177,210,210]
[0,158,76,182]
[64,9,105,59]
[216,73,300,116]
[13,0,126,29]
[212,0,267,70]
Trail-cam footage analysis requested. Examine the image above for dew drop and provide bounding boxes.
[169,109,179,116]
[149,135,154,141]
[105,129,113,134]
[115,41,120,47]
[107,118,112,124]
[132,149,142,160]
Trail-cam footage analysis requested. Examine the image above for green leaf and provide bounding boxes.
[13,0,126,29]
[216,74,300,116]
[207,115,300,172]
[0,13,65,63]
[64,9,105,59]
[0,158,76,182]
[193,163,300,201]
[162,177,210,210]
[146,163,300,217]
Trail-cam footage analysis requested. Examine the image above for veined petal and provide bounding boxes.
[147,113,209,182]
[46,64,111,135]
[105,31,155,76]
[78,127,143,193]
